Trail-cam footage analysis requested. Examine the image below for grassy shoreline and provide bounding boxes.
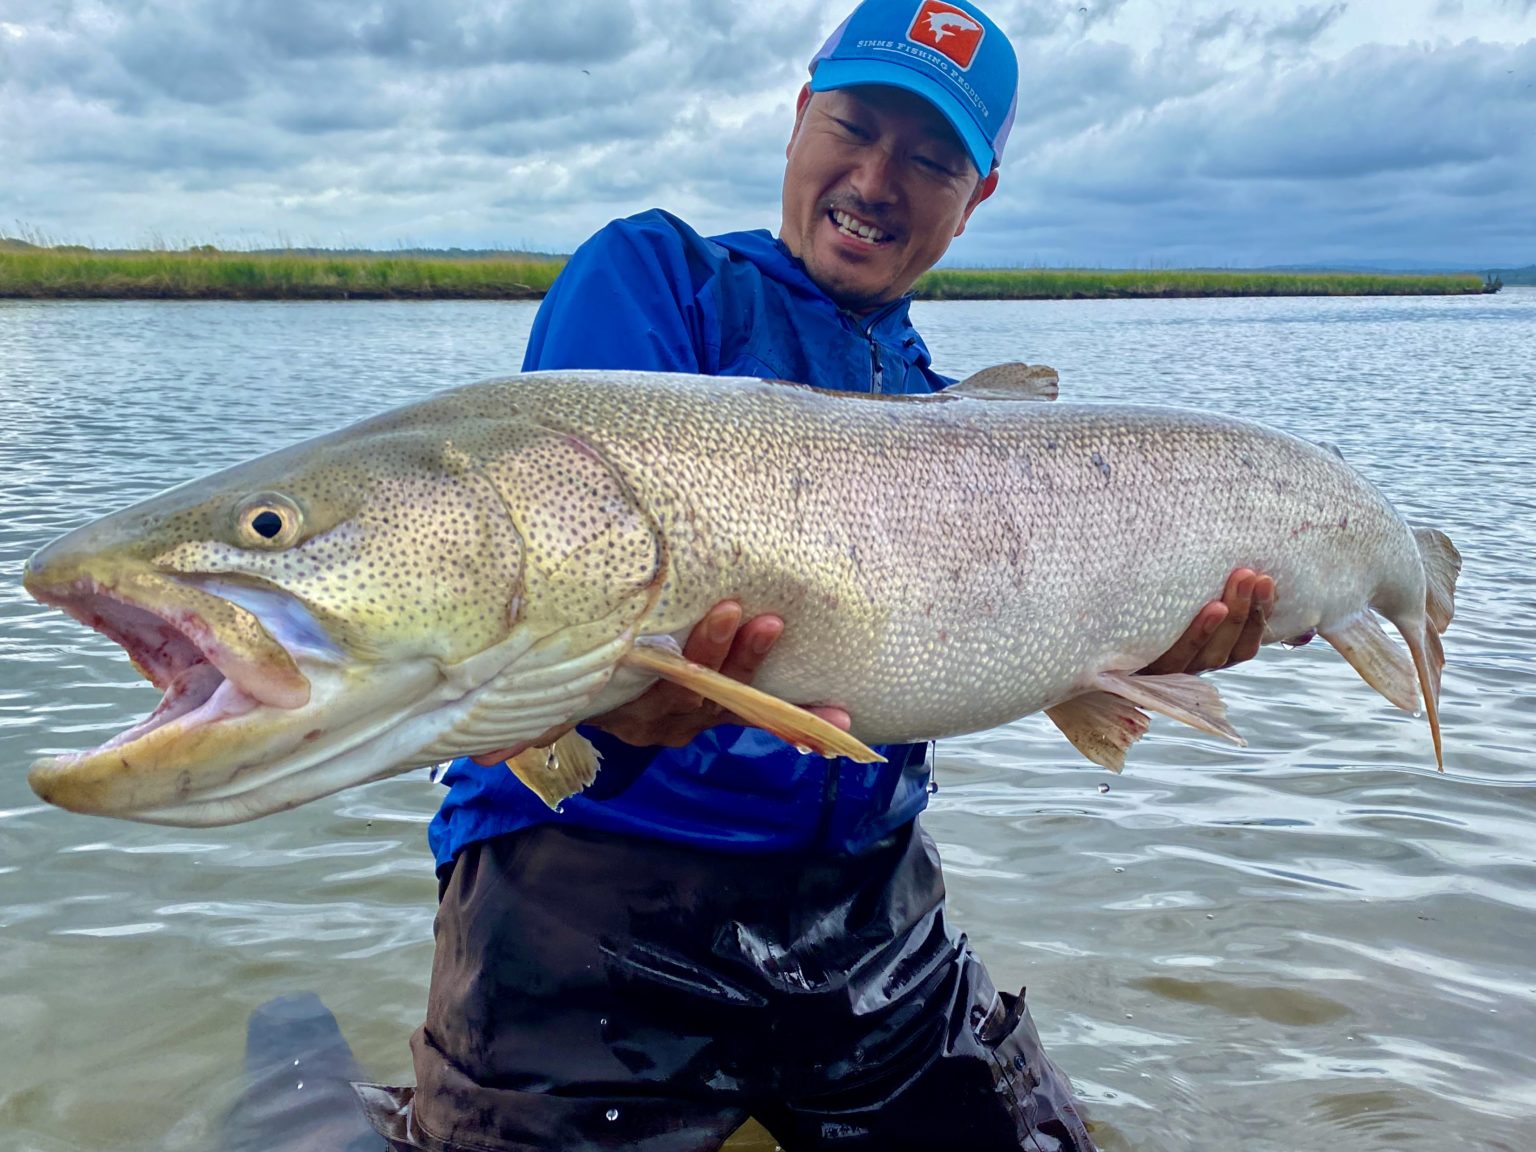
[0,245,1498,300]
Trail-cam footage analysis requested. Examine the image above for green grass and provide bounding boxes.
[0,244,1497,299]
[0,247,565,299]
[912,267,1493,299]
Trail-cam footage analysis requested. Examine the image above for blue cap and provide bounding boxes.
[808,0,1019,174]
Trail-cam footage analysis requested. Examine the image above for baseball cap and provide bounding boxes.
[808,0,1019,174]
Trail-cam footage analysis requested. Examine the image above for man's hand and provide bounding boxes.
[1140,568,1276,675]
[470,601,851,766]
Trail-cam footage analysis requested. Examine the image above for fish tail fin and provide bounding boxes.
[1414,527,1461,635]
[1405,628,1445,770]
[1400,526,1460,770]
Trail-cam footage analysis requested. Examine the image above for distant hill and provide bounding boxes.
[0,237,40,251]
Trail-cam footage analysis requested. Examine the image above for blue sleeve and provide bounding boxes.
[522,210,720,374]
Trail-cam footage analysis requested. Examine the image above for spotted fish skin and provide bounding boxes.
[22,370,1458,825]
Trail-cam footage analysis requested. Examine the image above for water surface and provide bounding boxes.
[1,292,1532,1151]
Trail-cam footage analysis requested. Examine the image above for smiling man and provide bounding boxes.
[363,2,1272,1150]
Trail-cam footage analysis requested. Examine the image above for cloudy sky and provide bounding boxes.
[1,0,1531,267]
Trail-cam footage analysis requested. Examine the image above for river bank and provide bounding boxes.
[0,244,1498,300]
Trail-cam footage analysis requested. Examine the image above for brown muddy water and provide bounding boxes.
[1,293,1532,1151]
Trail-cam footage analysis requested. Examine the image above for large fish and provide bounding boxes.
[22,369,1459,826]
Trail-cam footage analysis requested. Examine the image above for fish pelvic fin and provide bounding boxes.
[1091,670,1245,746]
[1046,692,1151,772]
[507,729,602,810]
[620,645,884,764]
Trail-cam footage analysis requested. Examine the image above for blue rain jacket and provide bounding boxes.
[429,209,949,869]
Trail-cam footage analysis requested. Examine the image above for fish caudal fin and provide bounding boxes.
[1336,527,1460,769]
[620,645,885,764]
[1406,526,1462,769]
[507,729,602,810]
[1047,670,1244,770]
[1415,527,1460,636]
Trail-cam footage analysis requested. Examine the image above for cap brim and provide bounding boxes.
[810,58,994,175]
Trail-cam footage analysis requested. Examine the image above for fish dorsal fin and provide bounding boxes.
[952,362,1060,401]
[507,729,602,810]
[620,645,884,764]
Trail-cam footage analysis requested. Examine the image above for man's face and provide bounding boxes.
[779,84,998,312]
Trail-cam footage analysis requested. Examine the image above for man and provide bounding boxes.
[359,2,1273,1149]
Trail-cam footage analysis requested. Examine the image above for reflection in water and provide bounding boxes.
[1,294,1533,1151]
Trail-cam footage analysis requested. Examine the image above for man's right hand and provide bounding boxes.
[470,601,851,765]
[588,600,851,748]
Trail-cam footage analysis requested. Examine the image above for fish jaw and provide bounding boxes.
[22,564,652,826]
[20,558,436,823]
[26,658,444,825]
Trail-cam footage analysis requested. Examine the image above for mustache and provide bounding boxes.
[820,195,899,237]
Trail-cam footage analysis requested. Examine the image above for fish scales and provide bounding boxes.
[506,373,1420,741]
[21,369,1458,825]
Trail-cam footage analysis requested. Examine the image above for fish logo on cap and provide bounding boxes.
[907,0,985,69]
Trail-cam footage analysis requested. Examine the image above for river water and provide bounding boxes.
[0,291,1532,1152]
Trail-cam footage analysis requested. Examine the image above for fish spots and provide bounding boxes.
[1090,451,1111,480]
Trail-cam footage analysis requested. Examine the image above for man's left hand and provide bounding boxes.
[1141,568,1276,675]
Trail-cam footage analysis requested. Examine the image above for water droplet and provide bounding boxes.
[605,1107,620,1122]
[296,1080,304,1090]
[1097,782,1110,794]
[599,1017,609,1027]
[927,780,940,794]
[1113,866,1125,873]
[292,1059,300,1066]
[794,744,812,755]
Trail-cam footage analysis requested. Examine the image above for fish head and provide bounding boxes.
[24,404,663,826]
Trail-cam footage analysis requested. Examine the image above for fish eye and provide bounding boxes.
[234,493,303,549]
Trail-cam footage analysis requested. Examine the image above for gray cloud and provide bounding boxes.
[0,0,1531,265]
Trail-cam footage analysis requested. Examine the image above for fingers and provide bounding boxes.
[1140,601,1228,675]
[1141,569,1277,676]
[1227,574,1275,666]
[1196,570,1275,671]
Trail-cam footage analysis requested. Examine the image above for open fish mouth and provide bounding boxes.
[27,578,274,770]
[21,566,329,819]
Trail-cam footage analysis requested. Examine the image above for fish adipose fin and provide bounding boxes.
[621,645,884,764]
[952,362,1059,401]
[507,729,602,810]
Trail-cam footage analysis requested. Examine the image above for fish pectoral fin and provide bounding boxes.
[507,729,602,810]
[1319,610,1420,714]
[952,362,1060,401]
[1046,692,1151,771]
[620,645,884,764]
[1093,669,1245,746]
